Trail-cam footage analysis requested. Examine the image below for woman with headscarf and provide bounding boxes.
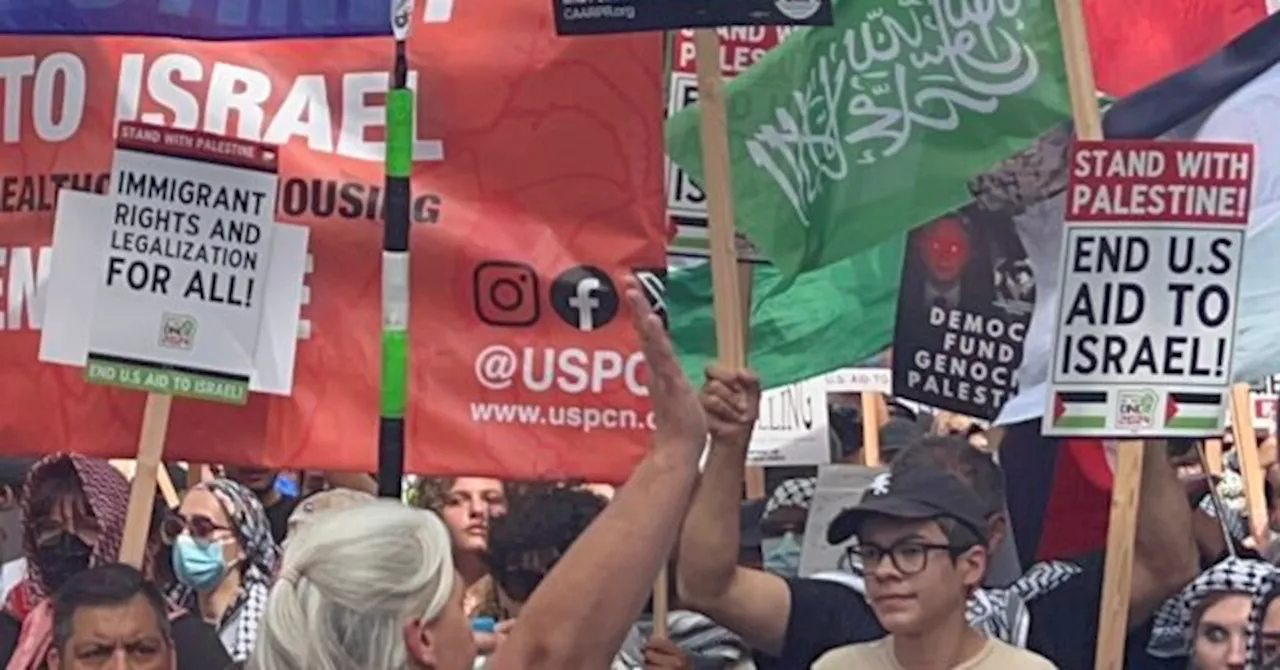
[1147,556,1277,669]
[0,453,230,669]
[165,478,280,663]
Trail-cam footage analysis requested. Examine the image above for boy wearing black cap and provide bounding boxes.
[813,466,1055,669]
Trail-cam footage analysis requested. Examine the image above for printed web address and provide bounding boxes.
[470,402,655,433]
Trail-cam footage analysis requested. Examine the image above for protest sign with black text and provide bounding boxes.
[83,123,279,404]
[1044,140,1252,437]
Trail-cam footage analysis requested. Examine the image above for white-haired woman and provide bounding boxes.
[247,278,710,670]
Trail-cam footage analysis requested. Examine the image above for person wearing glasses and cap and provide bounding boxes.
[812,465,1055,669]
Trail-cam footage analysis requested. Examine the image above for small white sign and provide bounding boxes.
[748,375,830,466]
[1043,141,1251,437]
[90,123,279,382]
[40,190,309,396]
[798,465,885,577]
[825,367,892,394]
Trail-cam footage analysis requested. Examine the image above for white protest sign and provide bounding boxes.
[40,190,309,398]
[1225,393,1278,431]
[825,367,892,394]
[666,27,791,261]
[748,375,830,466]
[83,123,278,402]
[1044,141,1251,437]
[798,465,884,577]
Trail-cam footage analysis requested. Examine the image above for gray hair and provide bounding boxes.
[248,500,457,670]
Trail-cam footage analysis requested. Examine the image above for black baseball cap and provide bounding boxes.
[826,464,989,545]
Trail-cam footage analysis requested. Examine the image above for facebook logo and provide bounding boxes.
[550,266,619,332]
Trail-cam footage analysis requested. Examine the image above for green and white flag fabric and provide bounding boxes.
[665,0,1071,277]
[669,237,902,387]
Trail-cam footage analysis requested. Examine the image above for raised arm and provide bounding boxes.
[489,278,707,670]
[674,368,793,656]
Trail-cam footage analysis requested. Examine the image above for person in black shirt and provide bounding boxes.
[0,453,229,670]
[677,368,1201,670]
[222,468,296,545]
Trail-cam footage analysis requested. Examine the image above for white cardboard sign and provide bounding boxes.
[87,123,279,385]
[40,190,309,396]
[798,465,885,577]
[1043,141,1251,437]
[825,367,892,394]
[748,374,831,466]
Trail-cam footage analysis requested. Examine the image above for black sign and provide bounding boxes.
[891,205,1033,420]
[551,0,833,35]
[550,266,620,332]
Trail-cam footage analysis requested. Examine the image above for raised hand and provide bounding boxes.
[625,276,707,459]
[700,364,762,447]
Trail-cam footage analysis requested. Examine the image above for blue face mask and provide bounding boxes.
[172,535,228,590]
[761,531,803,578]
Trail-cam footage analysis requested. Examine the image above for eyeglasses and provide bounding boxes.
[161,514,232,544]
[848,538,967,576]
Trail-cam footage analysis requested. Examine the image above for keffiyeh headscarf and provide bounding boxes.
[1248,570,1280,667]
[1148,556,1277,658]
[763,477,816,518]
[169,478,280,662]
[5,454,175,670]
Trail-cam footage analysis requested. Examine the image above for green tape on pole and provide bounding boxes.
[386,89,414,178]
[380,330,409,417]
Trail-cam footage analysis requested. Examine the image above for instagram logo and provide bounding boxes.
[474,261,540,327]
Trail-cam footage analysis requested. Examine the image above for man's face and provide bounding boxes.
[918,216,971,283]
[860,516,985,636]
[223,467,278,496]
[49,595,173,670]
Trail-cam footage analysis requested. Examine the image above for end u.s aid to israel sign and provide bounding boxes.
[1043,140,1252,437]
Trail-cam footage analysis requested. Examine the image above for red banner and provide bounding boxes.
[0,2,666,483]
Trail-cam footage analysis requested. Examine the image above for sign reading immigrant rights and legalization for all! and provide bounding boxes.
[1044,141,1252,437]
[84,123,278,404]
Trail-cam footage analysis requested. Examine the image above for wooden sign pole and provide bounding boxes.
[1046,0,1146,665]
[118,393,173,568]
[1230,383,1269,547]
[861,393,884,466]
[1204,438,1224,476]
[648,28,756,633]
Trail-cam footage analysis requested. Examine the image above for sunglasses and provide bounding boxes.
[162,514,232,544]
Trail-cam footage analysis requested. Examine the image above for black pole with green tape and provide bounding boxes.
[378,0,415,499]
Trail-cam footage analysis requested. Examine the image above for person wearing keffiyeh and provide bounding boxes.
[759,478,815,579]
[166,478,280,663]
[0,453,229,670]
[1147,557,1277,668]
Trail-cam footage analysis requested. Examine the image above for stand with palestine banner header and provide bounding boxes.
[38,122,309,567]
[1042,138,1253,666]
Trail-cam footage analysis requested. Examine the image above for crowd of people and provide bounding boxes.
[5,283,1280,669]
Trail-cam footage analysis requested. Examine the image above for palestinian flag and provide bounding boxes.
[1165,392,1225,431]
[1052,391,1108,429]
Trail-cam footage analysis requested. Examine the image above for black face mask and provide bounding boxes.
[35,532,92,594]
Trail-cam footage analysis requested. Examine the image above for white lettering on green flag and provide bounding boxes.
[666,0,1071,276]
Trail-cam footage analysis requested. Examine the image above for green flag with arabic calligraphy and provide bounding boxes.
[665,0,1071,277]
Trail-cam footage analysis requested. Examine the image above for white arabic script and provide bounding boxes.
[746,0,1041,229]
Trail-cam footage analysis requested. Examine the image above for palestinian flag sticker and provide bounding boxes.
[1052,391,1108,430]
[1164,392,1224,431]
